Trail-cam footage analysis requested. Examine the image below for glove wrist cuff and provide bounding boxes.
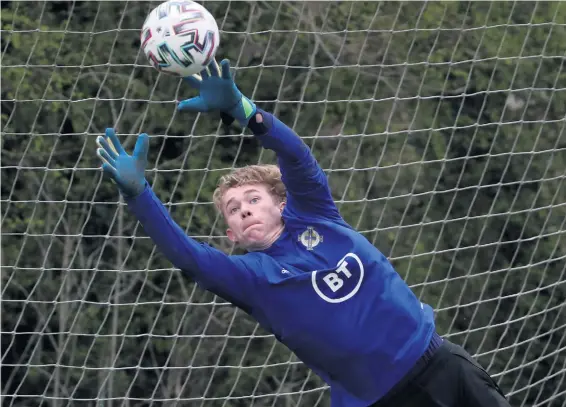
[229,96,256,126]
[119,179,147,199]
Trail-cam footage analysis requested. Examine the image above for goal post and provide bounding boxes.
[2,1,565,406]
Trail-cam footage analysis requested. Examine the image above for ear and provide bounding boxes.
[279,201,286,213]
[226,228,237,243]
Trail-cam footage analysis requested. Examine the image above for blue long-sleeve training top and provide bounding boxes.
[124,109,436,407]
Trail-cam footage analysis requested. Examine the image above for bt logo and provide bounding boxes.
[312,252,364,303]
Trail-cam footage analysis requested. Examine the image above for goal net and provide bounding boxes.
[2,1,565,406]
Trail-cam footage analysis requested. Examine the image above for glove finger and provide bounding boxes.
[96,136,119,160]
[97,147,117,169]
[105,128,126,155]
[183,74,202,89]
[177,97,209,112]
[220,59,232,80]
[200,66,210,79]
[133,133,150,163]
[101,162,119,184]
[207,59,221,77]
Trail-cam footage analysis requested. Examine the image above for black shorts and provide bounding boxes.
[370,334,511,407]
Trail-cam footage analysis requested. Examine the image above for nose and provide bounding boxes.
[240,208,252,218]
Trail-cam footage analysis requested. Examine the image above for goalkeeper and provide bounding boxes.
[96,59,511,407]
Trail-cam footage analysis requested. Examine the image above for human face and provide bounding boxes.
[222,183,285,250]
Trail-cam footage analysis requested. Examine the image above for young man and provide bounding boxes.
[96,59,511,407]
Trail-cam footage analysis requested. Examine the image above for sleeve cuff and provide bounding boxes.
[122,181,151,204]
[246,108,272,136]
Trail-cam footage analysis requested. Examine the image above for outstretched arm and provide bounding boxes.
[124,183,258,311]
[96,128,259,312]
[178,59,340,219]
[245,110,340,218]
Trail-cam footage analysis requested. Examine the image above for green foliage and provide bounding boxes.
[2,1,565,406]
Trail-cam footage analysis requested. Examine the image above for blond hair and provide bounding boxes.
[213,164,286,214]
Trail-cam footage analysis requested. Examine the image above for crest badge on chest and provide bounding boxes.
[298,226,323,250]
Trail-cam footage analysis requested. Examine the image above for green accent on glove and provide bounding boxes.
[242,97,255,119]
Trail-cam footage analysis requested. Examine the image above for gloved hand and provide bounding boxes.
[178,58,256,127]
[96,128,148,197]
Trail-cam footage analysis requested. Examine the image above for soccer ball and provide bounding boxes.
[140,0,220,77]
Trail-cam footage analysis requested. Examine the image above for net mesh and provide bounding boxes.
[2,1,566,406]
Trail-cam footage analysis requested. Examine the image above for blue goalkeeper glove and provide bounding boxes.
[177,58,256,127]
[96,128,148,197]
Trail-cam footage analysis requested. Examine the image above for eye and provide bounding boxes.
[250,197,259,204]
[229,207,238,214]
